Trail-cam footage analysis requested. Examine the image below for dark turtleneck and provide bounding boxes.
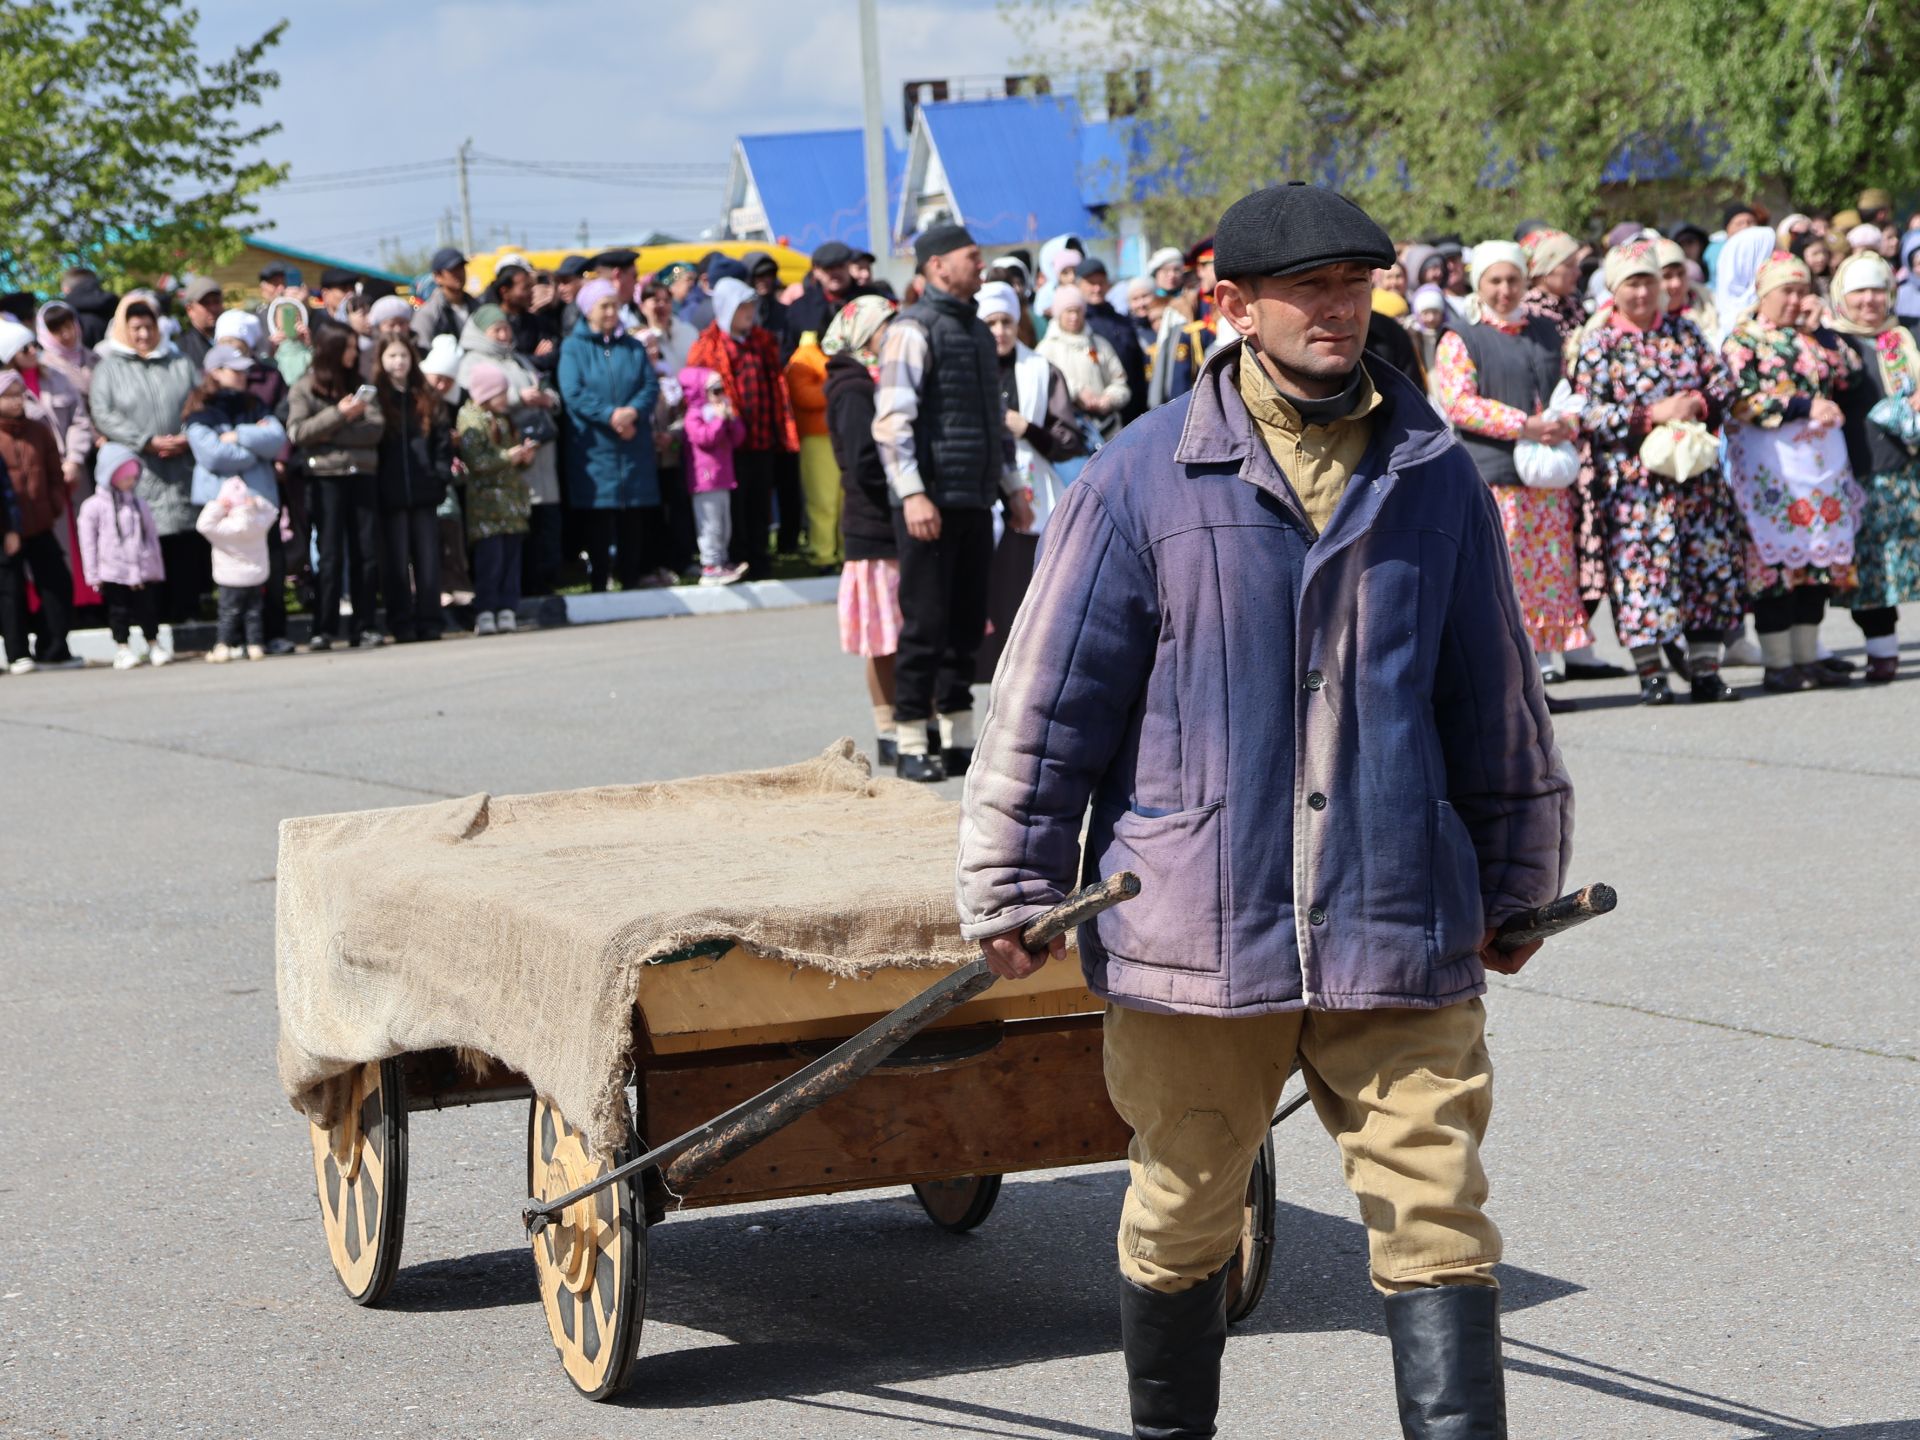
[1255,356,1365,427]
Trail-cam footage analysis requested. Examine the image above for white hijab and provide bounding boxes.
[1712,227,1778,341]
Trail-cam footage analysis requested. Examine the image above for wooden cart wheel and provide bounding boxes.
[308,1058,408,1306]
[1224,1132,1276,1325]
[911,1174,1003,1233]
[527,1096,647,1402]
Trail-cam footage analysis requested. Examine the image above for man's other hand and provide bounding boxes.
[1479,927,1541,975]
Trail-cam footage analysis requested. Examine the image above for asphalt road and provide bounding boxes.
[3,606,1917,1439]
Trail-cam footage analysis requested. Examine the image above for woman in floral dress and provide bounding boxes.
[1721,251,1865,693]
[1570,239,1745,704]
[1827,250,1920,683]
[1434,241,1588,714]
[1522,228,1628,682]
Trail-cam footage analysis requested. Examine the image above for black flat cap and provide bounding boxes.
[1078,256,1109,279]
[319,267,357,290]
[555,254,590,279]
[707,256,749,283]
[258,263,287,283]
[811,240,854,269]
[1214,183,1394,282]
[591,249,639,270]
[914,222,976,267]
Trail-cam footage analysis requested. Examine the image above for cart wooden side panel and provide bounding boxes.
[647,1016,1131,1207]
[633,944,1099,1055]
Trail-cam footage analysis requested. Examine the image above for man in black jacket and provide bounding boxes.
[785,241,869,355]
[870,223,1033,782]
[1079,258,1149,425]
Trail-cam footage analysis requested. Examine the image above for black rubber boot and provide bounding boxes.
[1384,1285,1507,1439]
[895,751,947,783]
[1119,1267,1230,1439]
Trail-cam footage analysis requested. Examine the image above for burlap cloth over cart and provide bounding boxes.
[276,741,976,1157]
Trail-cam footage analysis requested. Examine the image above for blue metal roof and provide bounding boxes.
[920,96,1104,244]
[737,128,905,251]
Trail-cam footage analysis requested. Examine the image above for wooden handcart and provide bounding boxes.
[308,936,1281,1401]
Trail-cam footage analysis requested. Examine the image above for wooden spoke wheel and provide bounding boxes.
[911,1174,1003,1233]
[528,1096,647,1402]
[1224,1132,1276,1325]
[309,1058,408,1306]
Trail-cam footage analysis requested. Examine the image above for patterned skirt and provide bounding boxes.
[838,558,902,658]
[1493,484,1593,653]
[1852,457,1920,611]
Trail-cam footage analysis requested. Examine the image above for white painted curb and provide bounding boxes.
[562,576,839,625]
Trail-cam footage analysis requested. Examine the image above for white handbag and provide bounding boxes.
[1514,378,1581,489]
[1640,420,1719,482]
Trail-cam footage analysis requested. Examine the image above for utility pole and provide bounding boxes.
[858,0,889,260]
[456,138,475,257]
[577,217,590,249]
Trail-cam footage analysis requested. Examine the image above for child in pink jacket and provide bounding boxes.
[195,475,276,663]
[77,441,169,668]
[678,365,749,586]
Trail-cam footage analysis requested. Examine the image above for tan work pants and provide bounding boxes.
[1103,999,1500,1295]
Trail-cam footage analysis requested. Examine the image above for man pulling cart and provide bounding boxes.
[957,183,1576,1439]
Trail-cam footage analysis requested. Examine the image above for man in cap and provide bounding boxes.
[786,240,870,355]
[553,255,591,337]
[255,264,288,315]
[318,267,357,318]
[871,222,1034,782]
[176,277,225,371]
[411,248,472,352]
[956,183,1571,1438]
[1858,187,1894,229]
[1078,257,1149,424]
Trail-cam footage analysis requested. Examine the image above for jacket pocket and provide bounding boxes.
[1095,801,1227,974]
[1428,800,1486,962]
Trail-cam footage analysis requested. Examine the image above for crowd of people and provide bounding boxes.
[0,187,1914,770]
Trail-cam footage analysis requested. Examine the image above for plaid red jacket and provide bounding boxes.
[686,324,798,454]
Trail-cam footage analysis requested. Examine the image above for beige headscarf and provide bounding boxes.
[1522,229,1580,282]
[1828,250,1920,396]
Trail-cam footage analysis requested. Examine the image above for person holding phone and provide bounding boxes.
[288,325,386,649]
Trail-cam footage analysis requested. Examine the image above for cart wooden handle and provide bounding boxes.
[1492,882,1616,952]
[522,871,1141,1235]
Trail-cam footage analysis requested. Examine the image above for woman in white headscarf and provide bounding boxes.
[1711,225,1777,345]
[1828,250,1920,682]
[1720,250,1865,692]
[1432,241,1588,708]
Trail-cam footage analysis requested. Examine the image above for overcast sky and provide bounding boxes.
[193,0,1033,266]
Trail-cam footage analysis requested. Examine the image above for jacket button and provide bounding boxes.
[1308,792,1327,811]
[1303,670,1325,691]
[1307,905,1327,926]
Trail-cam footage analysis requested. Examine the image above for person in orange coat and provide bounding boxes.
[786,330,842,569]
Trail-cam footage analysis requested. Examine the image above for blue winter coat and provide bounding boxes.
[186,395,286,507]
[956,340,1573,1017]
[558,327,659,509]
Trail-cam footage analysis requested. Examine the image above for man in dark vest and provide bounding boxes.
[872,222,1035,782]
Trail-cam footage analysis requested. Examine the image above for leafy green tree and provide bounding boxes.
[1674,0,1920,210]
[0,1,286,294]
[1025,0,1919,244]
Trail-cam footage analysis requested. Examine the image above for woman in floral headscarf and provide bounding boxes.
[1827,250,1920,683]
[822,294,904,765]
[1570,239,1745,704]
[1721,250,1864,692]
